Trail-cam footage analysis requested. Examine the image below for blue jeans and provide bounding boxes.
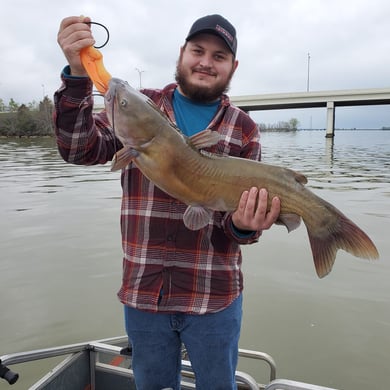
[124,294,242,390]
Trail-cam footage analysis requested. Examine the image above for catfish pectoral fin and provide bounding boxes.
[307,213,379,278]
[183,205,214,230]
[111,147,139,171]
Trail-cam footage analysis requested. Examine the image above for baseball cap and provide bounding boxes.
[185,14,237,56]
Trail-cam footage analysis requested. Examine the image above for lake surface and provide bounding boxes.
[0,131,389,390]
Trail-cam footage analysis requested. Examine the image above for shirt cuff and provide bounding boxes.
[230,220,257,238]
[221,213,261,244]
[59,66,93,100]
[62,65,89,80]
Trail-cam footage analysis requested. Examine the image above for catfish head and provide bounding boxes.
[105,77,159,147]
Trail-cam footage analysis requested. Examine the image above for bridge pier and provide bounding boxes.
[325,101,335,138]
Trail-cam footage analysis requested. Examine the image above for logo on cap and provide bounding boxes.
[215,25,234,43]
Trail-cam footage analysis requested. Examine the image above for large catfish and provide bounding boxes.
[104,78,379,278]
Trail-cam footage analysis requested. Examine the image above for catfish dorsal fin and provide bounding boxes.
[294,170,308,185]
[189,129,221,150]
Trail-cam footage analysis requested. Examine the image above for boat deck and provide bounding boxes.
[0,336,338,390]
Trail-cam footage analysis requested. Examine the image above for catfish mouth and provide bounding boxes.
[104,79,120,131]
[105,78,130,112]
[104,90,114,125]
[104,80,114,109]
[104,78,123,122]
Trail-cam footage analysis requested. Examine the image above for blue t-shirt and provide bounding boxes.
[172,89,220,136]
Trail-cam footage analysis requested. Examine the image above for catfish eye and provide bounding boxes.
[120,98,128,107]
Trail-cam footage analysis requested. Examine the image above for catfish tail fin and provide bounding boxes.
[306,213,379,278]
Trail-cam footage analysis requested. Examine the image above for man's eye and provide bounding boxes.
[215,54,226,61]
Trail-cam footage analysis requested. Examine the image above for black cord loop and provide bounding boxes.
[85,21,110,49]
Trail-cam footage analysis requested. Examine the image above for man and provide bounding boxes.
[55,14,280,390]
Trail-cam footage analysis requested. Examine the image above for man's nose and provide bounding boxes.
[199,53,213,67]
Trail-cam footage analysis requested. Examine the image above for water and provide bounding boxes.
[0,131,389,390]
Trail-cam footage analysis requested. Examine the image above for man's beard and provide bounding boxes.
[175,59,234,103]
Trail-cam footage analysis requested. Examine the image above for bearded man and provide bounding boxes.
[55,14,280,390]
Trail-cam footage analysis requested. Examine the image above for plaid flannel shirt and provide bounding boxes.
[54,73,262,314]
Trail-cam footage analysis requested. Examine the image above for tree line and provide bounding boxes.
[258,118,300,132]
[0,97,54,137]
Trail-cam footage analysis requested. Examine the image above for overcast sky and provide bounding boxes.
[1,0,389,129]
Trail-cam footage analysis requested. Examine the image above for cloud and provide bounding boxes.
[1,0,389,128]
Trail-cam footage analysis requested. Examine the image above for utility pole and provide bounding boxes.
[135,68,145,89]
[306,52,311,92]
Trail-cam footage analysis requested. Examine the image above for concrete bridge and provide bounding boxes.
[231,87,390,137]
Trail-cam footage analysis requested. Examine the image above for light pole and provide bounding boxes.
[135,68,145,89]
[306,52,310,92]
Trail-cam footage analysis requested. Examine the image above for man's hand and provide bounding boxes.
[232,187,280,232]
[57,16,95,77]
